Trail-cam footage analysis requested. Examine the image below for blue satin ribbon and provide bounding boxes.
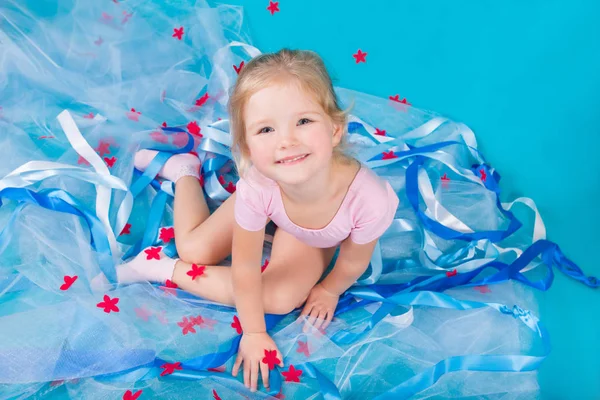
[5,117,595,399]
[353,291,550,399]
[406,156,522,242]
[0,187,117,284]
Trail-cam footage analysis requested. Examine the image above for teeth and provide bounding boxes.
[279,154,306,163]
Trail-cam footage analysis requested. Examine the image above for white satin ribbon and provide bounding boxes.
[56,110,132,260]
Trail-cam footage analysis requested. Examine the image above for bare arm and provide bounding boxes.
[231,221,267,333]
[319,238,378,295]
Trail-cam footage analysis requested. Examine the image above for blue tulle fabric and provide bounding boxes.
[0,1,595,399]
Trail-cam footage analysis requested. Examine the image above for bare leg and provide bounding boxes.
[173,177,236,265]
[172,228,337,315]
[133,149,235,265]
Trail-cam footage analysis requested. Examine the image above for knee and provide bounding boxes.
[264,286,307,315]
[176,237,215,265]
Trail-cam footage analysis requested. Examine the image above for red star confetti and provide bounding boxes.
[150,131,168,144]
[262,349,281,370]
[190,315,204,326]
[353,49,367,64]
[172,132,189,147]
[195,93,210,107]
[231,315,243,334]
[274,391,285,399]
[261,259,269,273]
[446,269,458,277]
[104,157,117,168]
[159,227,175,243]
[95,141,111,156]
[156,310,169,325]
[122,389,142,400]
[160,361,182,376]
[187,121,202,137]
[83,112,95,119]
[173,27,184,40]
[479,168,487,182]
[187,264,206,280]
[134,306,152,322]
[212,390,222,400]
[202,317,218,330]
[161,121,168,128]
[101,12,113,21]
[97,295,120,313]
[77,155,90,166]
[225,181,236,193]
[39,135,55,139]
[161,279,179,296]
[60,275,78,291]
[389,94,411,105]
[382,151,398,160]
[474,285,492,294]
[233,61,245,74]
[375,128,386,136]
[441,173,450,182]
[296,340,310,357]
[177,316,197,335]
[120,223,132,235]
[267,1,280,15]
[122,10,133,25]
[208,365,226,373]
[144,247,162,260]
[94,37,103,46]
[282,365,302,382]
[127,108,141,121]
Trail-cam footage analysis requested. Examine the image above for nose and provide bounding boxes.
[276,126,298,149]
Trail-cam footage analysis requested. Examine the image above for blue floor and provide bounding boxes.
[21,0,600,397]
[224,0,600,398]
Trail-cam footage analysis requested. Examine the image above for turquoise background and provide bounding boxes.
[224,0,600,398]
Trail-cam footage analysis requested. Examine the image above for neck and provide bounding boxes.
[278,160,338,205]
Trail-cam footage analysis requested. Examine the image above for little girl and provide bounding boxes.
[98,49,399,392]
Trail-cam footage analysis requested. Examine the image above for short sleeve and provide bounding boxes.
[349,182,399,244]
[234,177,269,231]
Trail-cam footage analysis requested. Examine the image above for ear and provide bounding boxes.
[331,122,344,147]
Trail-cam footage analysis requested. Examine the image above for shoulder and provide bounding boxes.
[347,166,399,222]
[239,166,277,190]
[236,166,276,204]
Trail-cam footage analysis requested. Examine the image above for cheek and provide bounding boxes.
[306,127,335,152]
[247,139,273,164]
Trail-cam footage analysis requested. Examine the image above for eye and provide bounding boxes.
[258,126,273,134]
[297,118,312,126]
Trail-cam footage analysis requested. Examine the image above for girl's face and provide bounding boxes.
[243,80,343,186]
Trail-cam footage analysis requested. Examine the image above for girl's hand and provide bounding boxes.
[300,283,340,332]
[232,332,284,392]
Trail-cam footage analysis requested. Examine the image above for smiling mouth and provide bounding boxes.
[276,154,309,164]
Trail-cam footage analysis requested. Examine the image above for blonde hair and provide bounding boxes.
[228,48,351,177]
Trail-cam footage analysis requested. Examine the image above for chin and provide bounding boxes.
[270,165,315,186]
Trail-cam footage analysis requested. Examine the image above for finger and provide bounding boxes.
[277,349,285,368]
[306,308,319,327]
[301,306,314,332]
[260,359,270,390]
[313,310,326,331]
[250,359,259,392]
[243,361,250,389]
[299,302,312,318]
[322,311,333,330]
[232,355,242,377]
